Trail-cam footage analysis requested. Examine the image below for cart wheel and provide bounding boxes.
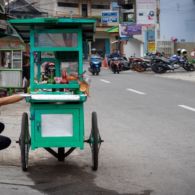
[19,112,30,171]
[89,112,102,171]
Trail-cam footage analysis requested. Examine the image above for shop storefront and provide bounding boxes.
[0,36,25,91]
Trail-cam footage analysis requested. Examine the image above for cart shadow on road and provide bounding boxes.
[26,159,152,195]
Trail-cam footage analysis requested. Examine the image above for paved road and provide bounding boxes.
[86,69,195,195]
[0,68,195,194]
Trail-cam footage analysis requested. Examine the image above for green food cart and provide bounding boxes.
[9,17,103,171]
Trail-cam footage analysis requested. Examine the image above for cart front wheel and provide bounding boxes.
[19,112,30,171]
[89,112,102,171]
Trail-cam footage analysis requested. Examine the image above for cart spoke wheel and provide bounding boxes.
[89,112,102,171]
[20,112,30,171]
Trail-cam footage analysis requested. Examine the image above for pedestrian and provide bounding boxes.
[0,94,24,150]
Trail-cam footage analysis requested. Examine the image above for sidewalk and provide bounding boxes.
[0,100,53,167]
[156,70,195,82]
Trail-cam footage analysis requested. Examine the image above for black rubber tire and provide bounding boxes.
[20,112,30,171]
[91,112,99,171]
[183,63,195,71]
[151,64,167,74]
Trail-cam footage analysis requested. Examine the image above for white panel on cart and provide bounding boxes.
[41,114,73,137]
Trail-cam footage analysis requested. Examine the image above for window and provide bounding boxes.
[91,4,110,9]
[0,50,22,69]
[35,33,78,48]
[82,4,88,17]
[57,2,78,8]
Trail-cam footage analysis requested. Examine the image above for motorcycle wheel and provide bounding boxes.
[151,64,167,74]
[134,63,146,72]
[111,65,116,74]
[183,63,195,71]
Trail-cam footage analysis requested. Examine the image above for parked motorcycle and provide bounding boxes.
[88,55,102,75]
[110,56,122,74]
[120,56,131,70]
[129,57,151,72]
[151,55,195,73]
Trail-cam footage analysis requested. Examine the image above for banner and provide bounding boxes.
[136,0,156,25]
[119,23,142,37]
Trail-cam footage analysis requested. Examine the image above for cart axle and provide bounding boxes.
[44,147,76,161]
[85,138,104,144]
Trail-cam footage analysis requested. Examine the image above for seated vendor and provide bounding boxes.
[0,95,24,150]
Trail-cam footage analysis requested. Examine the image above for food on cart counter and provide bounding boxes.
[60,69,69,84]
[47,75,55,84]
[79,80,90,96]
[67,74,78,81]
[44,62,55,77]
[54,77,61,84]
[40,62,56,82]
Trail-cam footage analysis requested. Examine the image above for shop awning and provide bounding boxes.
[0,36,26,50]
[106,26,119,33]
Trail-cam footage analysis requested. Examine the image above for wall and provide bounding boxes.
[31,0,56,16]
[123,38,142,58]
[160,0,195,42]
[37,0,112,17]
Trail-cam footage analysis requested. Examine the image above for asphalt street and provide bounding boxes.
[0,67,195,195]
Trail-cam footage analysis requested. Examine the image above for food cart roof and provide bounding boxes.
[8,17,96,42]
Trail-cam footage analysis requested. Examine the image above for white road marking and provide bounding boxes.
[100,79,111,83]
[126,88,146,95]
[178,105,195,112]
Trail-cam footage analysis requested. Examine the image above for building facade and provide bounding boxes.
[160,0,195,42]
[28,0,116,58]
[117,0,145,58]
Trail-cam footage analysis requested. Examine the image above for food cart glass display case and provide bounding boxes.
[9,17,103,171]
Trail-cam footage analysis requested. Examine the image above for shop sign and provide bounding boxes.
[119,23,142,37]
[147,29,155,41]
[101,11,119,24]
[147,41,156,52]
